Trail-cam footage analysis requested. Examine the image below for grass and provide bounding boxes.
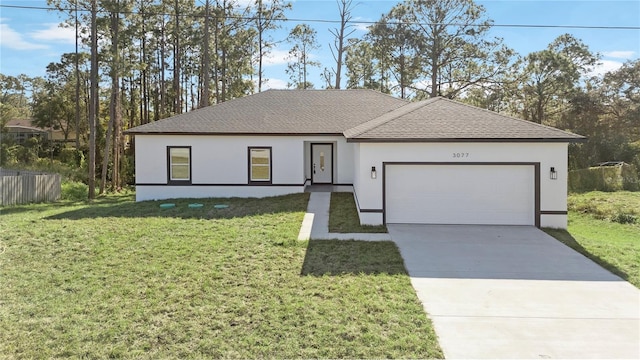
[544,191,640,288]
[329,192,387,233]
[0,193,442,359]
[568,191,640,223]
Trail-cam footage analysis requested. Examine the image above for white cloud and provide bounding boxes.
[0,22,48,50]
[30,23,76,44]
[602,51,635,59]
[352,17,372,32]
[263,48,290,66]
[589,59,624,77]
[262,78,288,89]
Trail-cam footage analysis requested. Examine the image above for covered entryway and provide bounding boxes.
[384,163,539,226]
[311,143,333,184]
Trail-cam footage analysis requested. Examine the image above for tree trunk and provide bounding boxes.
[173,0,181,114]
[101,5,121,194]
[257,0,264,92]
[88,0,98,200]
[200,0,211,107]
[160,12,166,118]
[74,0,80,149]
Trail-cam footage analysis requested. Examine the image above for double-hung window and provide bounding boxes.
[167,146,191,184]
[248,147,271,184]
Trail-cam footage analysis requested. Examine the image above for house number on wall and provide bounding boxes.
[452,152,469,158]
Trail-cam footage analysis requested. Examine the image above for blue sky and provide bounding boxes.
[1,0,639,89]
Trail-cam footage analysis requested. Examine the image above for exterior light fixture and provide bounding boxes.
[550,167,558,180]
[371,166,377,179]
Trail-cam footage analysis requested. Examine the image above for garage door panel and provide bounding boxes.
[386,165,534,225]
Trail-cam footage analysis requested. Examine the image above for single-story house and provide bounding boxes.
[2,118,48,144]
[125,89,584,229]
[2,118,76,145]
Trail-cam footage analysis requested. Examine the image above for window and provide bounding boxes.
[249,147,271,183]
[167,146,191,184]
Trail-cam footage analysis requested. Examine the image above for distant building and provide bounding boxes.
[2,118,76,145]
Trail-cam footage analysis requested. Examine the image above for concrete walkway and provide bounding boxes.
[297,192,391,241]
[389,224,640,359]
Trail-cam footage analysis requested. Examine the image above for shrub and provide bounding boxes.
[569,164,639,193]
[611,212,637,225]
[61,181,88,201]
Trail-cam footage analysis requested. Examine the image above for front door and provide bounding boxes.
[311,144,333,184]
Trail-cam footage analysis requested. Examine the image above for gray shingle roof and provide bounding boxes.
[125,90,584,142]
[125,89,408,135]
[344,97,585,142]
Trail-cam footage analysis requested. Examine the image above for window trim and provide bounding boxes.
[167,146,192,185]
[248,147,272,184]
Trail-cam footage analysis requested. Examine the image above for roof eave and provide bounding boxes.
[124,131,346,136]
[346,137,587,143]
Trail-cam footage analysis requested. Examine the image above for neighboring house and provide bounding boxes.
[125,90,584,229]
[2,118,48,144]
[2,118,76,145]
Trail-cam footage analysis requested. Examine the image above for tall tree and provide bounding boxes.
[360,0,514,99]
[253,0,290,92]
[329,0,356,89]
[286,24,320,89]
[172,0,182,114]
[368,8,421,99]
[0,74,33,127]
[199,0,211,107]
[344,39,381,90]
[32,54,90,142]
[521,34,598,124]
[88,0,98,199]
[601,59,640,138]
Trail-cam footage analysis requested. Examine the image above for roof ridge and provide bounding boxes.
[344,97,437,138]
[438,97,584,138]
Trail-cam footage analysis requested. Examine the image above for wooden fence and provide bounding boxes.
[0,168,61,206]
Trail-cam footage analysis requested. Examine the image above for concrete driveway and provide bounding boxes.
[388,224,640,359]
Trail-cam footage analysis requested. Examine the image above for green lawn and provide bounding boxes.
[0,194,442,359]
[329,192,387,233]
[568,191,640,222]
[545,191,640,288]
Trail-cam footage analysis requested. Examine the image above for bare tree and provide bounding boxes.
[329,0,356,89]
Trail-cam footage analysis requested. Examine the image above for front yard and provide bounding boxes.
[0,194,442,358]
[545,191,640,288]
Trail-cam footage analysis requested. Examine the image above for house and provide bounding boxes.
[2,118,48,144]
[2,118,76,145]
[125,90,584,229]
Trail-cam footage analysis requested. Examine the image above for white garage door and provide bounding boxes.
[385,164,535,225]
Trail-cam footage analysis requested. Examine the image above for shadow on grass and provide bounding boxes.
[0,193,136,217]
[544,228,631,282]
[44,193,310,220]
[301,240,408,276]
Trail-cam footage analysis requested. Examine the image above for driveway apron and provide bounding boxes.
[388,224,640,359]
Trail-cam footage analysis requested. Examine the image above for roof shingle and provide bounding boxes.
[126,89,408,135]
[344,97,584,142]
[125,90,584,142]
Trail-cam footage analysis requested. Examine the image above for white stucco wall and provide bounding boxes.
[352,142,569,228]
[134,134,355,201]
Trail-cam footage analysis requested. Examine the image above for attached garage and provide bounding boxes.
[345,97,584,228]
[384,163,539,226]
